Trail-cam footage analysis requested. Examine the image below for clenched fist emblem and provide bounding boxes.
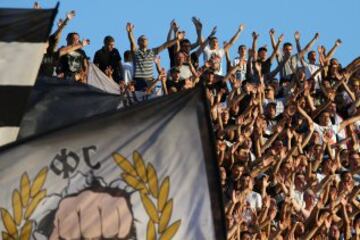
[49,190,134,240]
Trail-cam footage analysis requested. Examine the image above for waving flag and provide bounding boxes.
[0,87,226,240]
[18,76,124,139]
[0,6,57,146]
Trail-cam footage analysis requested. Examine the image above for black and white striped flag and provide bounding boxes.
[0,6,57,146]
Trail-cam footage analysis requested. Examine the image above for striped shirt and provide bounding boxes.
[134,48,157,79]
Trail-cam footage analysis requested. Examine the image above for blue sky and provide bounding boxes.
[2,0,359,69]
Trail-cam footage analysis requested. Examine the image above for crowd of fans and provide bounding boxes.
[36,3,360,239]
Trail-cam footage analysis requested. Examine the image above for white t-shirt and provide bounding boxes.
[291,188,305,209]
[232,57,247,81]
[303,62,321,89]
[313,123,340,145]
[178,65,193,80]
[122,62,134,85]
[245,191,262,210]
[203,46,225,76]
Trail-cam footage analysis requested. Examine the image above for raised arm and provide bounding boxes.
[294,31,302,54]
[223,41,232,73]
[167,19,177,42]
[224,24,245,52]
[269,28,277,50]
[190,17,203,50]
[297,105,314,127]
[268,34,284,63]
[298,32,320,58]
[52,11,75,41]
[251,32,259,60]
[126,23,137,52]
[194,26,217,57]
[317,45,326,66]
[269,28,281,64]
[59,39,90,57]
[344,56,360,76]
[153,31,184,54]
[324,39,342,63]
[339,114,360,131]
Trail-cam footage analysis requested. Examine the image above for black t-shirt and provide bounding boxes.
[38,50,60,77]
[58,48,88,77]
[261,58,272,75]
[168,45,177,68]
[93,47,122,82]
[166,79,185,92]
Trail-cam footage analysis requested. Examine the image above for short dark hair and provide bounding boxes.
[241,172,252,179]
[180,39,191,46]
[258,47,267,53]
[66,32,79,41]
[283,42,292,48]
[307,50,316,59]
[124,50,132,62]
[209,36,218,42]
[104,35,115,45]
[238,44,246,51]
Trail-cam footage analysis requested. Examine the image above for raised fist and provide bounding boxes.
[49,190,133,239]
[67,10,76,20]
[126,22,134,33]
[239,24,245,32]
[335,38,342,46]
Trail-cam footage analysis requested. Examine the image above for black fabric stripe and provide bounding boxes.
[198,84,227,240]
[18,77,123,138]
[0,86,33,126]
[0,6,58,42]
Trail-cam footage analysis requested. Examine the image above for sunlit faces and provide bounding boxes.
[304,190,317,207]
[283,43,293,57]
[221,110,230,124]
[169,68,181,81]
[209,37,219,49]
[349,152,360,169]
[67,32,80,45]
[307,51,317,63]
[294,174,306,191]
[329,224,340,239]
[329,58,340,75]
[240,174,253,191]
[106,41,115,52]
[319,111,332,126]
[210,55,221,71]
[296,67,306,81]
[175,52,186,65]
[265,103,277,119]
[258,48,267,61]
[180,40,192,54]
[238,45,247,58]
[137,35,148,49]
[264,85,275,99]
[231,164,244,180]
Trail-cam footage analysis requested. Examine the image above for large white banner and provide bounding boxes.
[0,88,225,240]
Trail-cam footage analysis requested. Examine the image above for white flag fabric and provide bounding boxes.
[86,63,121,95]
[0,87,226,240]
[0,6,57,146]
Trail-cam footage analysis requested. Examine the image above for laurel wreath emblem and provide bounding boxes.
[113,151,181,240]
[1,151,180,240]
[1,167,48,240]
